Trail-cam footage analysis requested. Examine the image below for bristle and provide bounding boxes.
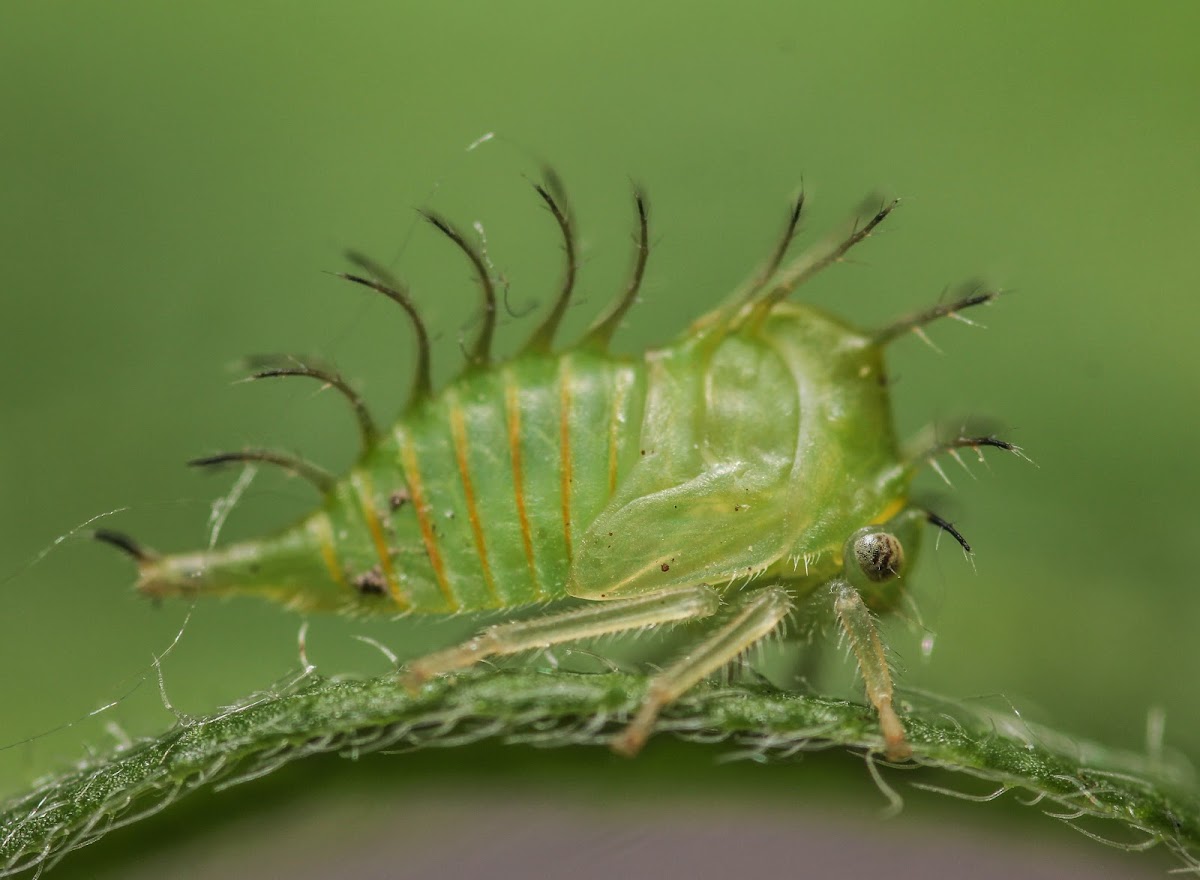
[245,355,378,450]
[735,189,806,310]
[93,529,158,563]
[420,210,496,367]
[188,449,335,494]
[338,260,433,407]
[523,174,577,353]
[752,196,899,317]
[875,284,1000,346]
[906,432,1026,482]
[583,187,650,350]
[924,511,972,554]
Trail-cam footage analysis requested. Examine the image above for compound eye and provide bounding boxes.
[850,529,905,583]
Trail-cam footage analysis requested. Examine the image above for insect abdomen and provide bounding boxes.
[323,350,648,613]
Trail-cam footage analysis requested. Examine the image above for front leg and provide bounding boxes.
[831,580,911,760]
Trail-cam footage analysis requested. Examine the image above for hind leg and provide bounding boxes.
[401,584,720,690]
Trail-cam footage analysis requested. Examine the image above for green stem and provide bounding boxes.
[2,670,1197,875]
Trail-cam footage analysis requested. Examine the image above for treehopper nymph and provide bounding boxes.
[96,179,1020,760]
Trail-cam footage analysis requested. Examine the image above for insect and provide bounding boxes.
[96,177,1019,759]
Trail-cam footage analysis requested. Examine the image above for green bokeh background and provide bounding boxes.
[2,2,1198,875]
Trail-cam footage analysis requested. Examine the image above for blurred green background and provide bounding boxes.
[2,2,1198,875]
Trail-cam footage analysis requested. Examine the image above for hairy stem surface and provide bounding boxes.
[2,670,1197,876]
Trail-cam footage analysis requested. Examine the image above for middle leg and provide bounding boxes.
[610,585,793,757]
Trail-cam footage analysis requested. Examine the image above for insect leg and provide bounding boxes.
[610,585,792,758]
[831,580,911,760]
[401,584,720,690]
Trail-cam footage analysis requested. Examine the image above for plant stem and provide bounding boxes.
[2,669,1197,876]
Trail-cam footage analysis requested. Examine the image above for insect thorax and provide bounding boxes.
[569,302,908,601]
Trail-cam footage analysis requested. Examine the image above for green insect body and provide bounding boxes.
[98,181,1015,759]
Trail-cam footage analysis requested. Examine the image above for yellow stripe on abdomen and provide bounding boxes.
[395,425,459,611]
[349,469,410,609]
[446,391,501,606]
